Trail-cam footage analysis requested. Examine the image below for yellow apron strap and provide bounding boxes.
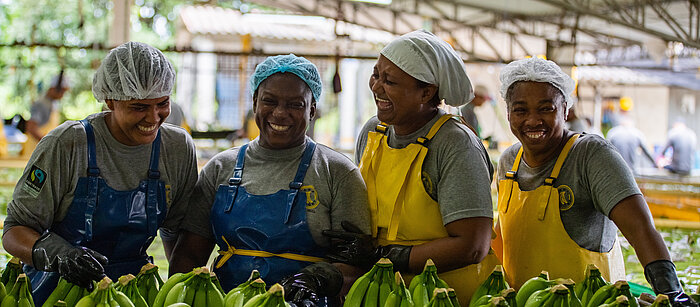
[215,236,325,269]
[536,134,580,220]
[361,123,389,238]
[501,147,524,213]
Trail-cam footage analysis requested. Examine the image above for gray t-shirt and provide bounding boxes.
[182,136,371,247]
[497,134,641,252]
[30,97,55,127]
[666,125,697,174]
[4,112,198,238]
[607,125,654,172]
[355,110,494,224]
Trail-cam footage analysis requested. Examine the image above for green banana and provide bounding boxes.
[1,273,33,307]
[1,258,22,292]
[344,262,381,307]
[153,271,195,307]
[0,280,6,303]
[242,284,289,307]
[600,295,630,307]
[476,296,509,307]
[42,277,70,307]
[165,304,191,307]
[516,272,553,307]
[383,272,414,307]
[136,263,164,307]
[575,264,609,307]
[523,289,550,307]
[587,280,637,307]
[75,276,135,307]
[192,282,208,307]
[555,279,581,307]
[52,300,67,307]
[203,274,225,307]
[500,288,516,307]
[447,289,460,307]
[226,278,266,307]
[410,259,451,307]
[650,294,670,307]
[115,274,148,307]
[378,267,395,307]
[364,272,382,307]
[427,288,454,307]
[469,265,509,307]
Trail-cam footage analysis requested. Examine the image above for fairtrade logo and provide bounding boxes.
[31,169,46,183]
[557,185,575,211]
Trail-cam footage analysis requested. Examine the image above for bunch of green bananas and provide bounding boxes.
[42,277,91,307]
[74,277,134,307]
[224,278,266,307]
[135,263,164,306]
[210,273,225,296]
[574,264,608,307]
[475,296,508,307]
[153,271,196,307]
[447,289,461,307]
[409,259,450,307]
[242,284,289,307]
[471,288,516,307]
[649,294,670,307]
[115,274,148,307]
[599,295,630,307]
[343,258,396,307]
[0,273,33,307]
[427,288,454,307]
[516,272,554,307]
[1,258,23,292]
[552,279,581,307]
[469,265,508,307]
[383,271,413,307]
[523,284,572,307]
[586,280,637,307]
[159,267,225,307]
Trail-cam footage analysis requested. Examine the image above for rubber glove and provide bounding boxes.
[322,221,376,269]
[32,231,108,289]
[645,260,699,307]
[280,262,343,304]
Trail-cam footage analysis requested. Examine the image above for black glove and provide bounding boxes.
[645,260,699,307]
[280,262,343,304]
[32,231,108,289]
[375,244,412,272]
[322,221,376,269]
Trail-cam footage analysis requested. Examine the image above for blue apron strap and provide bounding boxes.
[284,140,316,224]
[225,144,247,213]
[79,119,100,241]
[146,130,162,237]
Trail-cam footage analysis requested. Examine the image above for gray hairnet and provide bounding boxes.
[499,57,575,115]
[380,29,473,106]
[92,42,175,102]
[250,54,322,102]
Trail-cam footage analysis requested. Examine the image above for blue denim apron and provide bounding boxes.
[211,141,327,292]
[25,119,168,305]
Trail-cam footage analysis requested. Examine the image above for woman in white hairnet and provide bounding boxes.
[2,42,198,305]
[493,57,697,307]
[169,54,370,305]
[323,29,500,305]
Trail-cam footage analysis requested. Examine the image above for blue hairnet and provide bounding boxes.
[250,54,322,102]
[92,42,175,102]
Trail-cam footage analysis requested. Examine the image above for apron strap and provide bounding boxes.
[500,147,524,214]
[215,235,324,269]
[146,130,162,237]
[415,114,453,147]
[224,144,248,213]
[79,119,100,241]
[285,140,317,224]
[536,134,580,220]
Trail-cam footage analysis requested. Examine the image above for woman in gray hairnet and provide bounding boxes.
[493,57,697,307]
[323,29,500,305]
[2,41,198,305]
[169,54,370,305]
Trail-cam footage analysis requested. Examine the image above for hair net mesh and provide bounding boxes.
[250,54,322,102]
[92,42,175,102]
[380,29,473,106]
[499,57,576,115]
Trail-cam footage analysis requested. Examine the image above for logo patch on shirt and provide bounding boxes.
[23,165,47,197]
[557,185,575,211]
[301,185,320,209]
[165,184,173,205]
[421,171,434,195]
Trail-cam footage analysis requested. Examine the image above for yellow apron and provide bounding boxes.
[22,104,60,158]
[360,114,500,306]
[497,134,626,289]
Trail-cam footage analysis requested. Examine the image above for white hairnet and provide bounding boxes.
[251,54,322,102]
[92,42,175,102]
[380,29,473,106]
[499,57,575,115]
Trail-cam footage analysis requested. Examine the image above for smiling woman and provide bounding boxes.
[104,97,171,146]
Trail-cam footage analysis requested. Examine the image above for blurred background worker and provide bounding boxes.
[164,102,191,133]
[21,71,69,158]
[607,116,656,174]
[493,57,697,307]
[661,118,697,176]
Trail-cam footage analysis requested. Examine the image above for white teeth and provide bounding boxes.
[269,123,290,132]
[526,132,545,139]
[375,97,390,103]
[138,125,157,132]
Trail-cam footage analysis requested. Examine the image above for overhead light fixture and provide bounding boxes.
[351,0,392,4]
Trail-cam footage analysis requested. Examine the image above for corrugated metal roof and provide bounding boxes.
[179,5,393,44]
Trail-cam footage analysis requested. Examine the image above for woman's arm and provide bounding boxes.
[609,194,669,266]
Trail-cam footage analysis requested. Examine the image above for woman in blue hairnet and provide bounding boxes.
[170,54,371,304]
[2,42,198,305]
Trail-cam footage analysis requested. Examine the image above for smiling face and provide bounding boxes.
[369,55,438,135]
[105,96,171,146]
[253,73,315,150]
[506,81,569,163]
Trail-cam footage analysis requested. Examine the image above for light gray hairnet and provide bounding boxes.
[92,42,175,102]
[380,29,473,106]
[499,57,576,115]
[251,54,322,102]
